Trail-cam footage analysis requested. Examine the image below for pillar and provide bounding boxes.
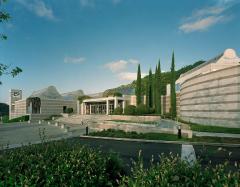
[114,97,118,109]
[89,104,92,114]
[123,100,126,114]
[106,99,109,115]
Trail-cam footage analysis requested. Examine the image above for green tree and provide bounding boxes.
[145,74,149,109]
[155,60,162,114]
[153,66,157,109]
[135,64,142,106]
[170,52,177,119]
[0,0,22,85]
[148,69,153,108]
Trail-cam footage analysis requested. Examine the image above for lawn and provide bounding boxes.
[187,122,240,134]
[90,129,186,141]
[89,129,240,144]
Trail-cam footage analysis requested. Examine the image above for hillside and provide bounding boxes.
[0,103,9,116]
[103,60,205,96]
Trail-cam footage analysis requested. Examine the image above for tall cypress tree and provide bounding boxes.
[170,52,177,119]
[145,75,149,109]
[135,64,142,106]
[156,60,162,114]
[154,66,158,110]
[148,69,153,108]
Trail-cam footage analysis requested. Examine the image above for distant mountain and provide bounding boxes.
[62,90,84,100]
[0,103,9,116]
[104,60,205,96]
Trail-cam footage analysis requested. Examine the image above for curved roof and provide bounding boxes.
[29,86,64,100]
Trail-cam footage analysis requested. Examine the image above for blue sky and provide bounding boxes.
[1,0,240,103]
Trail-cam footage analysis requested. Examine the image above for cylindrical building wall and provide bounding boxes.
[180,65,240,128]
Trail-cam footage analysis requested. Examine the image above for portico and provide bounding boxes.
[80,96,126,115]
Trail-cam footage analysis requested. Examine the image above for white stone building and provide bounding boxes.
[176,48,240,127]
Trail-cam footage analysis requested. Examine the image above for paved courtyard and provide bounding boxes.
[0,122,69,146]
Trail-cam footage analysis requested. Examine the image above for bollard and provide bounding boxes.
[86,126,89,135]
[61,124,65,129]
[38,120,41,124]
[64,126,70,133]
[52,117,55,120]
[55,122,58,127]
[178,125,181,139]
[48,121,51,125]
[28,120,31,124]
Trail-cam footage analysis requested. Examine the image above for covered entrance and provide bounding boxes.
[81,96,125,115]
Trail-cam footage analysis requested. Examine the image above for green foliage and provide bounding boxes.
[2,115,29,123]
[148,69,153,108]
[78,95,91,104]
[66,108,73,114]
[135,104,148,115]
[0,2,22,85]
[103,91,123,97]
[113,106,123,115]
[155,60,162,114]
[120,153,240,187]
[124,105,136,115]
[0,103,9,116]
[179,118,240,134]
[135,64,142,106]
[90,129,182,141]
[0,139,125,186]
[170,52,177,119]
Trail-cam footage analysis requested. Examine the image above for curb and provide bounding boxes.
[80,135,240,147]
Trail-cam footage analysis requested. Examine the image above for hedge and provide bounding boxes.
[0,139,124,186]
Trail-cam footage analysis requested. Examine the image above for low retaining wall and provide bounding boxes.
[91,122,192,138]
[108,115,161,122]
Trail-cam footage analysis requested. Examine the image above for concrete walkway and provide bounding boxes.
[194,131,240,138]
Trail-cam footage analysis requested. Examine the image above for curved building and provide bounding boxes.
[177,49,240,127]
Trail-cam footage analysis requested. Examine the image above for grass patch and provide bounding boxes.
[89,129,240,144]
[178,119,240,134]
[90,129,187,141]
[2,115,29,123]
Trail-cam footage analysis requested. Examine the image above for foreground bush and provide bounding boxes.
[120,153,240,187]
[0,139,124,186]
[113,107,123,115]
[124,105,136,115]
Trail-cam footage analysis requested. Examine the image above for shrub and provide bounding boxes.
[135,104,148,115]
[124,105,136,115]
[78,95,91,104]
[0,139,125,186]
[113,107,123,115]
[2,115,29,123]
[66,108,73,114]
[120,153,240,187]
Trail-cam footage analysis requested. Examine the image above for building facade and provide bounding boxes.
[176,48,240,127]
[9,86,77,121]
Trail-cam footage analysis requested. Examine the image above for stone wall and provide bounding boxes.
[108,115,161,122]
[180,65,240,128]
[10,100,27,119]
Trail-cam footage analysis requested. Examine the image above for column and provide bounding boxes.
[89,104,92,114]
[77,100,80,114]
[122,100,125,114]
[114,97,118,109]
[106,99,109,115]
